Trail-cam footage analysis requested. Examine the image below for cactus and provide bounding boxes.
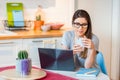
[18,50,28,59]
[36,15,41,21]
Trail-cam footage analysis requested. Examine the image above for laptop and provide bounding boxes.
[38,48,75,71]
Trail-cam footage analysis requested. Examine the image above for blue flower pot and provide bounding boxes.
[16,58,32,75]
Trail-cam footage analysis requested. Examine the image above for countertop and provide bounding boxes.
[0,29,71,40]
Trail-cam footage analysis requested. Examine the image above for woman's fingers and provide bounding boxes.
[82,37,93,49]
[73,45,84,53]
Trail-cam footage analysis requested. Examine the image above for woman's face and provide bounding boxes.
[73,17,88,37]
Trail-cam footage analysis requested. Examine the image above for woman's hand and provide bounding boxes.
[73,44,84,54]
[82,36,95,50]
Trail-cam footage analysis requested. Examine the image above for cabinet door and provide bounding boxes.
[22,38,61,67]
[43,38,57,48]
[43,37,62,49]
[54,37,62,49]
[0,39,22,67]
[22,38,44,67]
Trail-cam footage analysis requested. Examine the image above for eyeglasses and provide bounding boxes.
[73,23,88,29]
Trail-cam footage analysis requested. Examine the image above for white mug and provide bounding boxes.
[75,38,84,47]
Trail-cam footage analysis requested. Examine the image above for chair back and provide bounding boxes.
[96,51,107,75]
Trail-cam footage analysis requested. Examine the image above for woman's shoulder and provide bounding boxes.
[92,34,99,50]
[92,34,99,40]
[64,30,75,36]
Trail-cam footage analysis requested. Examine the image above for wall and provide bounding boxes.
[0,0,74,27]
[75,0,112,78]
[111,0,120,80]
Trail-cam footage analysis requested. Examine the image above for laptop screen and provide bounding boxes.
[38,48,75,71]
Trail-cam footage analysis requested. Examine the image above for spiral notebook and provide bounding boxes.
[38,48,75,71]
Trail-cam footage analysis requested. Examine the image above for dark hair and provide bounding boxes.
[72,9,92,39]
[72,9,92,58]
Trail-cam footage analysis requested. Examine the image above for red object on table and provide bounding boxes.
[0,66,78,80]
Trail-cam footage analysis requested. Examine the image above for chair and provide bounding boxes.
[96,51,107,75]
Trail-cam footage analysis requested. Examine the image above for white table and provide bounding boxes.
[48,70,110,80]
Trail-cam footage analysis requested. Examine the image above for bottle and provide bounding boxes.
[35,5,42,21]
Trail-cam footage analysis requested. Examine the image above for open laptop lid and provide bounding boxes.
[38,48,75,71]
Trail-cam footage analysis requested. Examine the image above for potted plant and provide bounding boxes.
[34,14,44,30]
[16,50,32,75]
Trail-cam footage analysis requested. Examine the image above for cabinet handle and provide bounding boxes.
[0,42,14,44]
[32,40,43,43]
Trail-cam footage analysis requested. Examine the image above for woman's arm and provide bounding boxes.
[82,37,97,68]
[61,31,74,50]
[85,46,96,68]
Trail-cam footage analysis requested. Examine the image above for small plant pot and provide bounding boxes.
[34,20,44,30]
[16,58,32,76]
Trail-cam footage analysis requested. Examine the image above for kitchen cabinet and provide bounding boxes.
[0,37,62,67]
[22,37,62,67]
[0,39,22,67]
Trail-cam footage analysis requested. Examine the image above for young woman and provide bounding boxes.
[61,9,99,69]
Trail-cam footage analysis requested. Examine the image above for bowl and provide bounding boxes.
[41,24,51,32]
[46,23,64,30]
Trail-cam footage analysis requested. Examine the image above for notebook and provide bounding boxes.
[76,68,100,78]
[38,48,75,71]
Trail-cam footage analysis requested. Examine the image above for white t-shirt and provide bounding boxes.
[61,30,99,68]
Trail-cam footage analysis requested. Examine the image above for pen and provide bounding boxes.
[84,70,96,75]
